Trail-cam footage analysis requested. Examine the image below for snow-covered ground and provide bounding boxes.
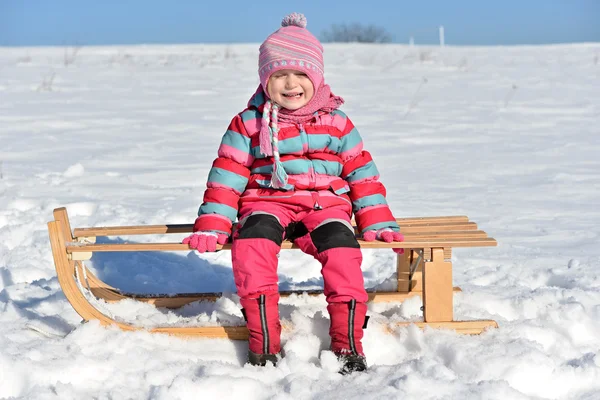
[1,42,599,399]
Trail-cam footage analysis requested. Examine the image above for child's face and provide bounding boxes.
[267,69,314,110]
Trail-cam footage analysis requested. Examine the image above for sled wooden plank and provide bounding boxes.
[149,326,250,339]
[66,238,497,254]
[397,250,415,292]
[72,222,480,238]
[72,217,474,237]
[71,229,489,242]
[85,320,500,339]
[49,221,109,323]
[393,216,469,223]
[400,223,478,232]
[53,208,74,241]
[84,287,464,308]
[423,248,454,322]
[152,319,499,338]
[74,224,194,237]
[387,320,498,335]
[390,230,488,238]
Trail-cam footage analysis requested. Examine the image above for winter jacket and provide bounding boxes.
[193,91,399,236]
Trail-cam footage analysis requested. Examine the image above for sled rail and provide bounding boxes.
[66,238,497,253]
[49,207,498,339]
[72,216,475,237]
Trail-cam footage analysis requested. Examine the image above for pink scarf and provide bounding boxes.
[248,83,345,157]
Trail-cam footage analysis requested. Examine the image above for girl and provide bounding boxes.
[183,13,403,374]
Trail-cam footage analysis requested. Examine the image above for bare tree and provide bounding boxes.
[64,45,81,67]
[321,23,392,43]
[37,71,56,92]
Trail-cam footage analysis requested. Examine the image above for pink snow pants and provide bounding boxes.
[231,202,368,304]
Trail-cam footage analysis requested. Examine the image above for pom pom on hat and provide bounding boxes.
[281,13,307,28]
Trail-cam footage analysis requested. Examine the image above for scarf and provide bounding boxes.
[247,84,344,188]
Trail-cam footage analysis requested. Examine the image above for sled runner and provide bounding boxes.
[48,207,498,339]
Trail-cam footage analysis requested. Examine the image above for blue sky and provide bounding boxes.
[1,0,599,46]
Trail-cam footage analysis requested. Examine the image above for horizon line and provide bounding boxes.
[2,40,599,49]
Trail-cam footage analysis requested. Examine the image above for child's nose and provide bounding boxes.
[284,75,297,88]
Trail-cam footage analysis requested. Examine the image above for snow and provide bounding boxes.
[1,42,600,399]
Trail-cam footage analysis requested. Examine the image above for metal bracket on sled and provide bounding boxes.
[409,249,424,282]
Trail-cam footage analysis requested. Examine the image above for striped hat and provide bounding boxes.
[259,13,324,92]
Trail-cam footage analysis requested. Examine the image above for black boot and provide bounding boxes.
[248,350,279,366]
[336,352,368,375]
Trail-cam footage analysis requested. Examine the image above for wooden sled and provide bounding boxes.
[48,207,498,339]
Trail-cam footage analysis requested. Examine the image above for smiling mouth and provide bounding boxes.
[282,92,303,98]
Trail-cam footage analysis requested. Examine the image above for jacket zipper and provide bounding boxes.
[310,192,322,210]
[298,123,307,150]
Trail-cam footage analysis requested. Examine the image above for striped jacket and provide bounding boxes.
[194,92,399,236]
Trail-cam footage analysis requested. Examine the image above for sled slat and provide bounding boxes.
[66,237,497,253]
[140,319,500,339]
[72,217,473,237]
[89,288,464,308]
[74,224,194,236]
[387,320,498,335]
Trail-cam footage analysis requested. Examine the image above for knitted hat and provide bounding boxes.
[258,13,324,93]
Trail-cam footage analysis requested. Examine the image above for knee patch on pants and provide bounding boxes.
[310,221,360,253]
[237,214,284,246]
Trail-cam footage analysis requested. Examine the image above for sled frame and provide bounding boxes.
[48,208,498,339]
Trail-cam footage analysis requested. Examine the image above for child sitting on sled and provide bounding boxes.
[183,12,403,374]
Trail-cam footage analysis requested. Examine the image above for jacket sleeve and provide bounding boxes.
[193,113,254,235]
[338,113,400,235]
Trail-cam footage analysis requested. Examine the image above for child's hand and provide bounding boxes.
[182,231,228,253]
[363,228,405,254]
